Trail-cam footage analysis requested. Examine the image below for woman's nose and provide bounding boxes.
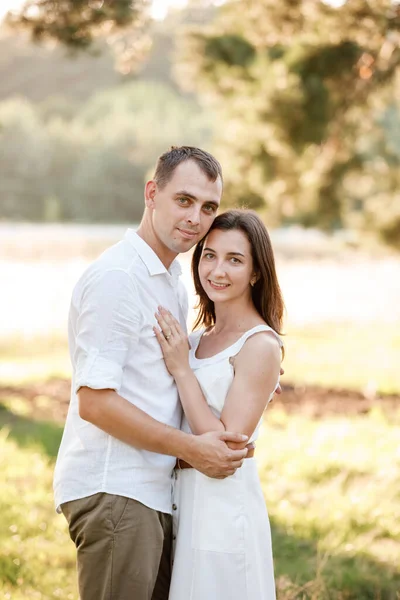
[211,262,226,277]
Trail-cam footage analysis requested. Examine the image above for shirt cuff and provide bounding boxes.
[75,349,124,394]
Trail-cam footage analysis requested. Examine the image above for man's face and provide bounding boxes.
[145,160,222,256]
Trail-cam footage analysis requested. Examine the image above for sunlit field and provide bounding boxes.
[2,223,400,392]
[1,223,400,599]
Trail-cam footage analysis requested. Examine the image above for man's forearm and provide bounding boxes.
[78,387,194,460]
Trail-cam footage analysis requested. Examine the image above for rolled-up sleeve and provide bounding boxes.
[73,269,141,393]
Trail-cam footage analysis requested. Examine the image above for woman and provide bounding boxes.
[154,209,285,600]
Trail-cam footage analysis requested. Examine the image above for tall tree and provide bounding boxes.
[5,0,152,72]
[5,0,149,48]
[177,0,400,241]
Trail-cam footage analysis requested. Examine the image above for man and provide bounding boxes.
[54,147,251,600]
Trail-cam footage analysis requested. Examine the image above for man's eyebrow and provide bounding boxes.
[174,190,197,200]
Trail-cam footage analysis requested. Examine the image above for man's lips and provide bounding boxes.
[177,228,198,239]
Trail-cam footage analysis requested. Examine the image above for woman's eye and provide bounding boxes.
[230,257,241,264]
[204,253,214,260]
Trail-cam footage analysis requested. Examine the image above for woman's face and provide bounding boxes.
[198,228,256,304]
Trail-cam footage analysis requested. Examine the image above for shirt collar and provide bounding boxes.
[124,229,182,278]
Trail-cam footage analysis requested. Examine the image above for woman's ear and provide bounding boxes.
[250,273,259,287]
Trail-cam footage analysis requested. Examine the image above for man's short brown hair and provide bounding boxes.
[153,146,223,189]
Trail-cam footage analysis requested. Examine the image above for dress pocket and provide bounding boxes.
[191,470,245,554]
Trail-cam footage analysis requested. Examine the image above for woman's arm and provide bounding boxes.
[154,307,281,439]
[154,308,224,434]
[173,369,225,435]
[219,334,281,438]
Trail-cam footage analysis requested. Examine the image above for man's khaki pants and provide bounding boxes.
[61,493,172,600]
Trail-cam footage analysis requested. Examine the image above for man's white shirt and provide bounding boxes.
[53,230,188,515]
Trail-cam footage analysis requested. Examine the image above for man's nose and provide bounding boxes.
[186,205,201,226]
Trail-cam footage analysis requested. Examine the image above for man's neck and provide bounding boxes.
[136,220,178,270]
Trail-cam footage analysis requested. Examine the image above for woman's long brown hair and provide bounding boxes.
[192,210,285,337]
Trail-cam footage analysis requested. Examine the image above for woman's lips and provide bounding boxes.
[208,280,230,290]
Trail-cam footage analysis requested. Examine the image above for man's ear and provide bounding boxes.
[145,180,157,209]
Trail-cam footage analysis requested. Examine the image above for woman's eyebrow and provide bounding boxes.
[203,247,245,258]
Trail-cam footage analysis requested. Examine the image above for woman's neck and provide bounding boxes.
[212,296,259,335]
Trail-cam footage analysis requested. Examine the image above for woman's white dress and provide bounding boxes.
[169,325,282,600]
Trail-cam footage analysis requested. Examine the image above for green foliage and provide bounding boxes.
[205,34,256,68]
[177,0,400,243]
[0,81,213,222]
[6,0,147,49]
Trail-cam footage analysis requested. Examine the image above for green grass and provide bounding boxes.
[0,431,76,600]
[260,407,400,598]
[0,403,63,458]
[1,394,399,599]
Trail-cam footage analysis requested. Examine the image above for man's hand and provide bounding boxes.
[272,367,285,397]
[184,431,249,479]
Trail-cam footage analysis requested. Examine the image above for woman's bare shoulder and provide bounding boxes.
[236,330,281,369]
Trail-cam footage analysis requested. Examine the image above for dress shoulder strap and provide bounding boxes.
[230,324,283,356]
[188,328,205,352]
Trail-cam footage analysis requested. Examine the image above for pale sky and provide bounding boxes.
[151,0,189,20]
[0,0,24,20]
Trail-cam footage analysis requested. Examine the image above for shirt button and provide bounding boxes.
[172,503,177,510]
[173,535,176,540]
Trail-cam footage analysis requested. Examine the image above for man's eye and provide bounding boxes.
[177,197,189,205]
[203,204,216,213]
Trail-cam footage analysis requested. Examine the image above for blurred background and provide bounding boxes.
[0,1,399,598]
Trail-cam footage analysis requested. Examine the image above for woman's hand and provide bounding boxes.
[153,306,191,378]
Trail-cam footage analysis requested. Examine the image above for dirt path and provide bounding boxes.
[1,379,398,424]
